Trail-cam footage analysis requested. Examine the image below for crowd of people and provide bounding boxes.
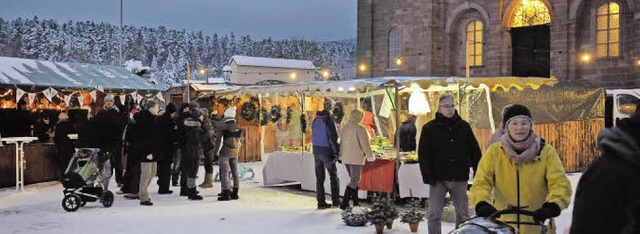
[47,95,243,206]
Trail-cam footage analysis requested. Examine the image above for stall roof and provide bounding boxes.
[230,56,318,70]
[0,56,160,90]
[226,76,558,97]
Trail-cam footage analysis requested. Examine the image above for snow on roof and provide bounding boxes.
[0,56,160,90]
[230,56,317,70]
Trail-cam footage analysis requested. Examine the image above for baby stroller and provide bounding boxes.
[61,148,114,212]
[449,206,550,234]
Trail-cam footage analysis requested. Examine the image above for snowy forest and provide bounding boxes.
[0,16,356,89]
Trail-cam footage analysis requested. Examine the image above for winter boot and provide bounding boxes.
[180,187,188,196]
[218,189,231,201]
[352,187,360,206]
[230,187,239,200]
[188,188,203,200]
[171,173,179,187]
[340,187,354,210]
[199,173,214,188]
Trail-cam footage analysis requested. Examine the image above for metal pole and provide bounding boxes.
[187,63,191,102]
[465,40,470,78]
[119,0,123,66]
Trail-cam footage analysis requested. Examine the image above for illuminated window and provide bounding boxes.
[511,0,551,28]
[388,27,402,69]
[596,2,620,58]
[466,20,483,66]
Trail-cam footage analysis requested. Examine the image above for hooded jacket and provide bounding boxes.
[215,107,243,158]
[418,111,482,183]
[339,110,373,165]
[570,126,640,234]
[470,140,572,234]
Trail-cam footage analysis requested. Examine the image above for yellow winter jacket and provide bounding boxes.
[470,141,572,234]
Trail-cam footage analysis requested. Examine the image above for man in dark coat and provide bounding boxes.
[53,112,76,178]
[570,109,640,234]
[127,100,161,206]
[91,94,125,190]
[156,103,177,194]
[418,94,482,234]
[34,115,53,143]
[177,102,204,200]
[396,111,417,152]
[311,99,340,209]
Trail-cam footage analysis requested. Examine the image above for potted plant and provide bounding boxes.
[341,206,369,227]
[367,196,397,234]
[401,198,426,233]
[382,195,399,229]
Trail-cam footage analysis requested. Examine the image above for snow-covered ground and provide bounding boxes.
[0,162,580,234]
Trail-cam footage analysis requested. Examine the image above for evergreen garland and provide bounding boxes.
[257,107,269,126]
[300,114,307,133]
[286,106,294,124]
[269,105,282,122]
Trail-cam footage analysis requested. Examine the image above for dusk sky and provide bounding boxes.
[1,0,357,41]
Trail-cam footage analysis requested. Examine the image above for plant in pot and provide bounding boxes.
[382,194,399,229]
[367,196,397,234]
[341,206,369,227]
[401,198,426,233]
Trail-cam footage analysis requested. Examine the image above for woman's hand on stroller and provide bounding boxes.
[475,201,500,218]
[532,202,561,223]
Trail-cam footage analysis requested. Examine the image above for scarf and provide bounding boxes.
[501,131,541,164]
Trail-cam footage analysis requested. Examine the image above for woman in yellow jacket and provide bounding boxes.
[470,104,572,234]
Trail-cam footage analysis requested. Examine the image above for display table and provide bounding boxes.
[263,152,395,198]
[398,163,429,198]
[1,137,38,191]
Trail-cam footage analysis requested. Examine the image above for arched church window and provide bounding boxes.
[466,20,483,66]
[388,27,402,69]
[596,2,620,58]
[511,0,551,27]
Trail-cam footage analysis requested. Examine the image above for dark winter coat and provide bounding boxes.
[73,112,93,148]
[156,111,178,159]
[417,111,482,184]
[396,120,417,152]
[54,119,76,166]
[311,110,339,158]
[126,110,160,163]
[215,117,243,158]
[206,116,221,157]
[570,127,640,234]
[91,106,124,151]
[178,112,205,160]
[34,120,53,142]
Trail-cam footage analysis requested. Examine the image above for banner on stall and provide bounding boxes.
[42,87,58,102]
[16,88,25,104]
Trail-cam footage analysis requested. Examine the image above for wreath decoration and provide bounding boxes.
[286,106,294,124]
[332,102,344,123]
[257,107,269,126]
[269,105,282,122]
[241,101,257,121]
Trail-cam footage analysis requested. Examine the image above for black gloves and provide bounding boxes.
[533,202,561,223]
[475,201,499,218]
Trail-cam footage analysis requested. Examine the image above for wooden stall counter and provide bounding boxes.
[0,143,59,188]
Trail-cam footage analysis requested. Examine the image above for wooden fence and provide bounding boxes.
[238,126,261,162]
[472,119,604,173]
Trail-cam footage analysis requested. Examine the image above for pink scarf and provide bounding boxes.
[501,131,541,164]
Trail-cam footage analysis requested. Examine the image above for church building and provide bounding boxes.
[357,0,640,88]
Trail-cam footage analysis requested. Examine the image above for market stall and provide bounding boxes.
[196,76,603,198]
[0,56,162,188]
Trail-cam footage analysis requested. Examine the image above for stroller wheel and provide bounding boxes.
[62,194,82,212]
[101,190,114,208]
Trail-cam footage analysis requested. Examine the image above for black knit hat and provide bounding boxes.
[503,104,532,127]
[618,108,640,145]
